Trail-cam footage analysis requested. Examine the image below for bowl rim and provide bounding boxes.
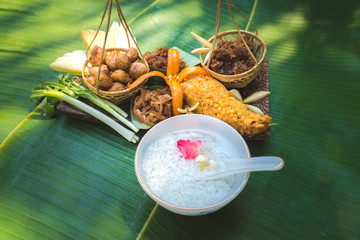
[134,114,251,212]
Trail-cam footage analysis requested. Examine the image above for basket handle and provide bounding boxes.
[206,0,222,69]
[86,0,149,94]
[228,0,258,36]
[207,0,258,69]
[227,0,257,64]
[114,0,149,69]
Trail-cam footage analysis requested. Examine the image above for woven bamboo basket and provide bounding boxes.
[82,47,149,105]
[200,30,267,88]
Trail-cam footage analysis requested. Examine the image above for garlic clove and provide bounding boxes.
[245,104,264,115]
[229,89,243,101]
[243,91,270,104]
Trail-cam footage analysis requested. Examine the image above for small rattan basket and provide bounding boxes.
[80,0,151,105]
[200,30,267,88]
[82,48,149,105]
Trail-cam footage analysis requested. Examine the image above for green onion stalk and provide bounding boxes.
[31,74,139,143]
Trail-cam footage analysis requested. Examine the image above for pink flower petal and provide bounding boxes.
[177,140,203,160]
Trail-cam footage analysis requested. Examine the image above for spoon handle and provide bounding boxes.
[198,156,284,181]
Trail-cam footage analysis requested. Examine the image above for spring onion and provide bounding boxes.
[31,74,139,143]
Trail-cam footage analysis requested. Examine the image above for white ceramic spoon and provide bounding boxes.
[197,156,284,181]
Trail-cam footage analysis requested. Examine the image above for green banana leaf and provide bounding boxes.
[1,0,359,239]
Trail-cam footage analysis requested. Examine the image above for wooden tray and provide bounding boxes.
[56,60,270,140]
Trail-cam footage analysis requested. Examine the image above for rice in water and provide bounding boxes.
[142,130,234,208]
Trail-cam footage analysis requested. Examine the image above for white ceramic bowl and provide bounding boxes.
[134,114,251,216]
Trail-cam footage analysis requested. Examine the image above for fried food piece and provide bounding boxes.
[111,69,132,84]
[88,63,113,89]
[96,72,112,89]
[86,76,96,87]
[127,47,139,62]
[104,52,130,71]
[86,73,112,89]
[129,62,149,80]
[90,46,105,66]
[108,82,126,92]
[115,52,131,70]
[181,76,272,136]
[90,64,109,76]
[104,55,115,71]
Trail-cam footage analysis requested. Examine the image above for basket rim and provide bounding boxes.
[82,47,150,96]
[199,30,267,81]
[103,47,128,53]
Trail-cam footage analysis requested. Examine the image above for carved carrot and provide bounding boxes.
[129,48,207,115]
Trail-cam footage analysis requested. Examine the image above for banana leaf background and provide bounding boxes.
[1,0,359,239]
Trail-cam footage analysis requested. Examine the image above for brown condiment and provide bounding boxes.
[210,36,257,75]
[144,45,187,71]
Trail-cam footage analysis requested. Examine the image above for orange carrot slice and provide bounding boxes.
[169,81,183,116]
[177,66,208,83]
[128,71,166,88]
[167,48,180,77]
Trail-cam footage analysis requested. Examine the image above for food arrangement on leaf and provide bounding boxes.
[36,0,273,143]
[27,0,284,219]
[131,48,272,137]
